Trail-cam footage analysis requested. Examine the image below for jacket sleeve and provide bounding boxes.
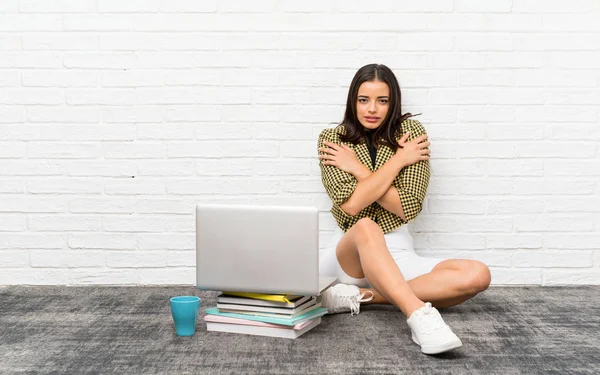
[392,119,431,223]
[318,128,358,215]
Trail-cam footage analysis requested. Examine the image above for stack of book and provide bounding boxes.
[204,291,328,339]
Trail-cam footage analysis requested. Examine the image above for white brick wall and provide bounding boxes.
[0,1,599,285]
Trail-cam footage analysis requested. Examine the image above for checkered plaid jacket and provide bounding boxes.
[318,118,431,234]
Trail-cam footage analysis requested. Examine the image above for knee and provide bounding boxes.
[353,218,382,244]
[463,261,491,295]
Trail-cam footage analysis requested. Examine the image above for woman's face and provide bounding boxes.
[356,80,390,131]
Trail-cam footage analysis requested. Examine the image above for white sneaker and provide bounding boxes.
[320,284,374,315]
[406,302,463,355]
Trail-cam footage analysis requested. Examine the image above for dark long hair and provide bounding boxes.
[338,63,417,151]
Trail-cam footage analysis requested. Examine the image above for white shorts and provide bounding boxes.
[319,224,445,288]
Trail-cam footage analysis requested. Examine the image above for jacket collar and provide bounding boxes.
[353,138,390,172]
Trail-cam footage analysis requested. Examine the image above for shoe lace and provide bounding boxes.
[335,289,375,316]
[418,302,446,332]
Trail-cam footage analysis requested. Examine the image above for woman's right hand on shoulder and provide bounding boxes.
[394,132,431,167]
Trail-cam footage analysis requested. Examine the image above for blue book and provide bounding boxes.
[205,306,328,327]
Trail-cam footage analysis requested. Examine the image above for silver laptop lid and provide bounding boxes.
[196,203,320,295]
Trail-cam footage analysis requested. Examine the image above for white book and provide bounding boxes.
[205,317,321,339]
[216,298,318,316]
[217,294,313,308]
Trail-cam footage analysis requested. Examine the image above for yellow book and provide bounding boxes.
[221,291,302,303]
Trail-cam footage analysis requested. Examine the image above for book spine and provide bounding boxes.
[217,295,312,308]
[206,323,298,339]
[205,307,327,326]
[221,292,300,303]
[217,303,321,318]
[205,318,321,339]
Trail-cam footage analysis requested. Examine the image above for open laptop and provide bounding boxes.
[196,203,336,296]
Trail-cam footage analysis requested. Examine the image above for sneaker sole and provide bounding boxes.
[412,334,463,355]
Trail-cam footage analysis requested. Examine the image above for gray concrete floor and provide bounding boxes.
[1,286,598,374]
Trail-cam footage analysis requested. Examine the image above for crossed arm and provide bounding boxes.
[349,164,407,222]
[318,124,430,224]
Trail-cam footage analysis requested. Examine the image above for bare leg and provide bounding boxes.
[361,288,477,309]
[335,217,424,317]
[360,259,491,308]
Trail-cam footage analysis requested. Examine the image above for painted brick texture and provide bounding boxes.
[1,0,599,285]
